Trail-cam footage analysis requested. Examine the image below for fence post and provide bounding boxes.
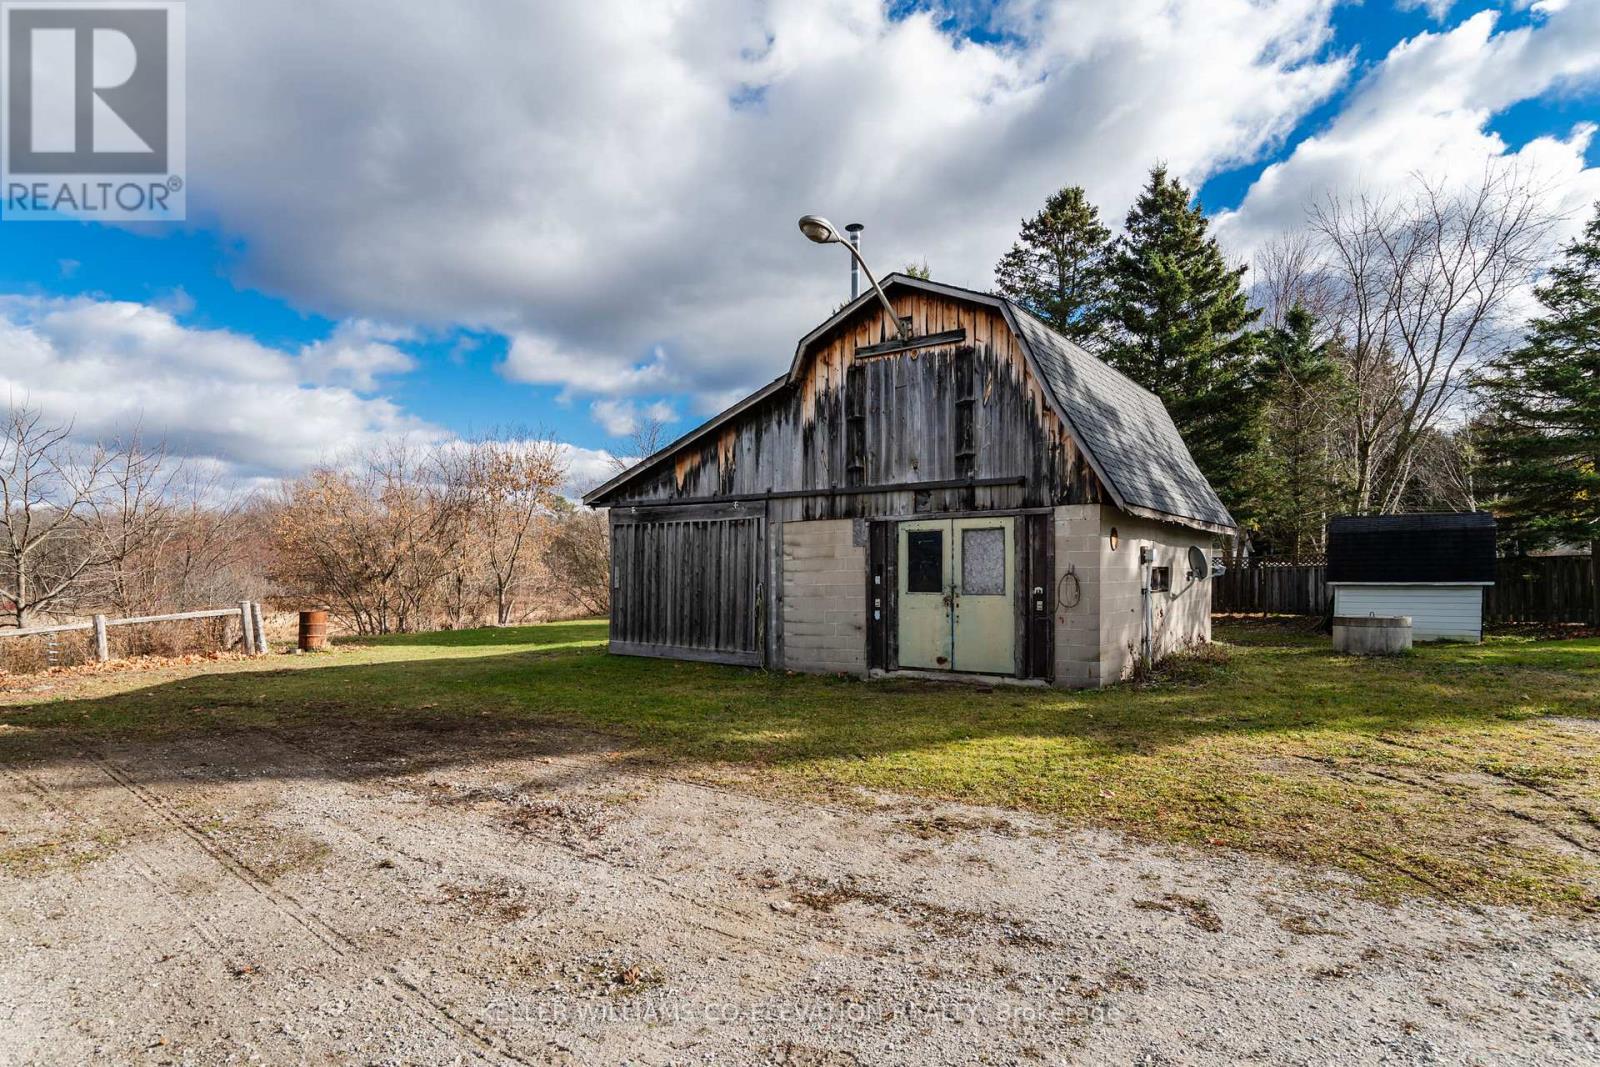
[251,601,268,655]
[239,599,256,656]
[93,614,109,663]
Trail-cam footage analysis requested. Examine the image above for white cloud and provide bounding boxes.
[557,442,622,497]
[153,286,196,317]
[0,295,629,501]
[590,399,638,437]
[1397,0,1456,21]
[26,2,1596,451]
[1216,5,1600,257]
[502,336,676,398]
[297,319,418,391]
[181,0,1351,416]
[0,296,437,480]
[590,398,678,438]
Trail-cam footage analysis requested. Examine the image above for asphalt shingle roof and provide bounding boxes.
[1011,307,1236,533]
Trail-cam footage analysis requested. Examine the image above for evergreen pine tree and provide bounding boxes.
[1101,165,1262,513]
[1244,305,1348,560]
[993,186,1112,345]
[1479,203,1600,623]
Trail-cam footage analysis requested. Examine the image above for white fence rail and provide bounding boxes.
[0,601,270,663]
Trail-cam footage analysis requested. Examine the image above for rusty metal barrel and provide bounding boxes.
[297,609,329,651]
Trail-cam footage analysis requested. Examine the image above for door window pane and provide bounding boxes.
[961,527,1005,595]
[906,530,944,593]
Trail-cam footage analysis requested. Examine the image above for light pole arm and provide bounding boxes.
[842,241,910,342]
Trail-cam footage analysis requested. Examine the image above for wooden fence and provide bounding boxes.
[1211,558,1330,616]
[1213,557,1596,624]
[0,601,270,663]
[1485,556,1597,624]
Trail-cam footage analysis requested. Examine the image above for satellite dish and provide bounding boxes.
[1188,545,1210,581]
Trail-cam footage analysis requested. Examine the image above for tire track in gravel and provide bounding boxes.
[116,727,831,1061]
[1,764,234,960]
[242,725,848,959]
[66,728,1093,1067]
[85,752,352,953]
[49,750,536,1067]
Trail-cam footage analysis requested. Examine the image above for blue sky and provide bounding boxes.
[3,0,1597,490]
[1197,0,1598,210]
[0,223,544,439]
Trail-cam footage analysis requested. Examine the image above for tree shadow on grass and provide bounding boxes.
[1,622,1595,796]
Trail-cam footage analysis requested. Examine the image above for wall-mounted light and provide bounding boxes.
[1109,527,1120,552]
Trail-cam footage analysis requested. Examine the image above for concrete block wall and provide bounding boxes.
[1053,505,1104,689]
[1053,504,1215,688]
[780,519,867,675]
[1098,509,1214,684]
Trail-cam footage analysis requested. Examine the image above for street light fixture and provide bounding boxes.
[798,214,910,342]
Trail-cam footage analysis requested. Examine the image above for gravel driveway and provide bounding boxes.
[1,720,1596,1065]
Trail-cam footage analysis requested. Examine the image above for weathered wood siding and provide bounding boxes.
[609,506,765,666]
[604,291,1103,519]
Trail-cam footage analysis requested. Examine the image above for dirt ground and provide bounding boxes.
[2,720,1597,1066]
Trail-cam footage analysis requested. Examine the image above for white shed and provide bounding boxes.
[1326,513,1496,643]
[1331,584,1486,641]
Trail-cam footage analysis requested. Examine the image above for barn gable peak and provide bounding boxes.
[585,274,1235,536]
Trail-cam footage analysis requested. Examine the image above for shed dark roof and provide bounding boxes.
[586,275,1236,534]
[1326,512,1497,584]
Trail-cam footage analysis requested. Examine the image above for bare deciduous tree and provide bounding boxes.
[98,457,259,618]
[541,502,610,618]
[270,440,467,634]
[1407,423,1484,514]
[608,416,669,473]
[1253,231,1337,332]
[159,471,259,610]
[95,429,180,616]
[0,403,116,627]
[1310,166,1552,513]
[454,434,566,625]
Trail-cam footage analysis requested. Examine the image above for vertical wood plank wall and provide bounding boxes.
[609,511,765,665]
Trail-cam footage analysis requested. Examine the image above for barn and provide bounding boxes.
[583,274,1235,688]
[1326,512,1496,642]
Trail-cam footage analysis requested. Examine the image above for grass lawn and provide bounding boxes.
[3,618,1598,913]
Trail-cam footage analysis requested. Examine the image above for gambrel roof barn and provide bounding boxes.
[586,275,1232,687]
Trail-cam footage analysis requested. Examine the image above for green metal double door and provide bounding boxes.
[896,517,1016,675]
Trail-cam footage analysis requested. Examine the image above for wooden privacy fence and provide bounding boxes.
[1485,556,1598,624]
[0,601,271,663]
[1213,557,1597,624]
[1211,559,1329,616]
